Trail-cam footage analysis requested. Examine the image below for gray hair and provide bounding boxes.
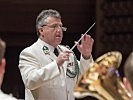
[0,38,6,63]
[36,9,61,36]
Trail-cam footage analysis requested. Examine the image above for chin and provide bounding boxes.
[55,41,61,46]
[56,39,62,43]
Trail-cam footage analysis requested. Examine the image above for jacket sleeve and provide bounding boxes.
[18,50,60,90]
[78,55,94,77]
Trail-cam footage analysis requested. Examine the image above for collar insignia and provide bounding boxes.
[43,46,50,55]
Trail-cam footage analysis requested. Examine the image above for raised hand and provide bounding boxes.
[76,34,94,59]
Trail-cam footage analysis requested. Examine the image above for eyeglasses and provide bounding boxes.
[42,24,67,32]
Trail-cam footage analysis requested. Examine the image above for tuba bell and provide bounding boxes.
[74,51,131,100]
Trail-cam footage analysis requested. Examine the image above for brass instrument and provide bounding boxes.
[74,51,131,100]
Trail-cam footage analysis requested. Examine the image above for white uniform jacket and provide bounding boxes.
[0,90,17,100]
[18,39,94,100]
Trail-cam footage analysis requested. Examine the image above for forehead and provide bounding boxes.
[45,16,62,25]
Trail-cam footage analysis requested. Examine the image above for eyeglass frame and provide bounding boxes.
[41,24,67,32]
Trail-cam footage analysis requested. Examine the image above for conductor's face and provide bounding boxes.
[39,16,63,48]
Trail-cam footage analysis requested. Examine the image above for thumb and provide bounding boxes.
[75,41,81,52]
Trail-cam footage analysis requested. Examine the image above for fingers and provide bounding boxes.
[81,34,92,43]
[75,34,94,57]
[64,50,72,54]
[59,51,71,60]
[76,34,94,47]
[56,51,72,67]
[81,34,90,43]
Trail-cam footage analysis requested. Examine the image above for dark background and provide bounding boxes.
[0,0,133,99]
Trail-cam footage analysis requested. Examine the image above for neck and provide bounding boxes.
[39,37,58,48]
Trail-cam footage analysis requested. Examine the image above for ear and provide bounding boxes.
[123,77,133,92]
[0,58,6,74]
[123,77,129,89]
[38,27,44,35]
